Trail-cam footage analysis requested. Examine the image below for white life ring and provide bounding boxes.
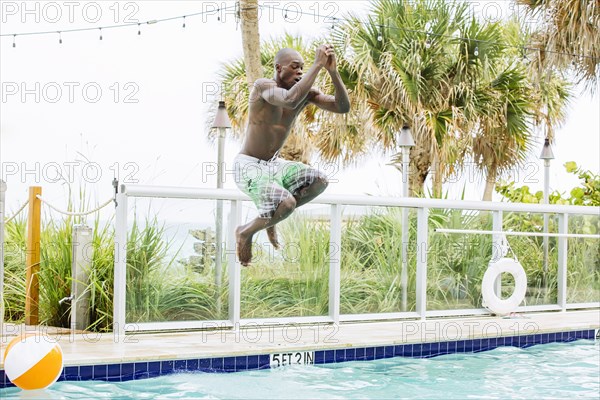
[482,257,527,315]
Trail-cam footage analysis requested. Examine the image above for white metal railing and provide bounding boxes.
[436,228,600,239]
[114,184,600,335]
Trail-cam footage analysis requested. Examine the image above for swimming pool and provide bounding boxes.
[1,340,598,399]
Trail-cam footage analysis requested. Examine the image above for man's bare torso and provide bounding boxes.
[239,81,313,160]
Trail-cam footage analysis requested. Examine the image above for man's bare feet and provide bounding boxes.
[266,226,280,249]
[235,226,253,266]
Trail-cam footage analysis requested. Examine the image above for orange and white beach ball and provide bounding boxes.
[3,335,63,390]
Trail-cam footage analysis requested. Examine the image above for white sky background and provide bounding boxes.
[0,0,598,223]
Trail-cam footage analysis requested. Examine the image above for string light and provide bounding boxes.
[137,23,141,35]
[217,8,221,21]
[2,4,596,62]
[2,6,237,41]
[58,31,62,44]
[284,7,288,20]
[182,16,186,28]
[425,21,433,49]
[474,45,479,57]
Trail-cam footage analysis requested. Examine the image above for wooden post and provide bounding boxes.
[25,186,42,325]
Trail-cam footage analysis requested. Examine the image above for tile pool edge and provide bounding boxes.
[1,328,597,388]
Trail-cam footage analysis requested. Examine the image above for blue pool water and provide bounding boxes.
[1,341,598,399]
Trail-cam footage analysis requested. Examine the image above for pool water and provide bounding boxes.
[2,341,598,399]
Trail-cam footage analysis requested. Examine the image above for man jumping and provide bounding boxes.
[234,44,350,266]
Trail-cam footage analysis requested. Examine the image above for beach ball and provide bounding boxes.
[3,335,63,390]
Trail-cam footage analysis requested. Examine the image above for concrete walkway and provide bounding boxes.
[1,309,598,367]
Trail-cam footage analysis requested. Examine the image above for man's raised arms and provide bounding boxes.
[255,44,333,109]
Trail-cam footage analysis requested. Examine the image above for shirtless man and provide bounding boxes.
[234,44,350,266]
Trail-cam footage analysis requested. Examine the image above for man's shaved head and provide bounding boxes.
[274,48,301,67]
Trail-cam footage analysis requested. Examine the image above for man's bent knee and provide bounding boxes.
[312,176,329,194]
[316,176,329,188]
[277,196,297,216]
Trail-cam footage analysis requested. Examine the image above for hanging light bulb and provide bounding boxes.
[99,27,103,40]
[182,16,186,28]
[217,8,221,21]
[13,34,16,48]
[425,21,435,50]
[138,23,141,35]
[474,46,479,57]
[284,7,288,19]
[58,31,62,44]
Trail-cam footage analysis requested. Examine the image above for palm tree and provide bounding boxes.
[517,0,599,93]
[467,19,534,201]
[337,0,569,199]
[472,66,533,200]
[335,0,493,196]
[472,18,571,200]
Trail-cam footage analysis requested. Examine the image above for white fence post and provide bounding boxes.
[416,207,429,319]
[113,191,128,338]
[329,204,342,323]
[401,207,409,312]
[228,200,242,326]
[557,213,569,311]
[492,211,503,296]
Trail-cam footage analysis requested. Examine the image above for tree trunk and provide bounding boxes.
[431,151,443,198]
[482,166,497,201]
[408,145,430,197]
[239,0,262,86]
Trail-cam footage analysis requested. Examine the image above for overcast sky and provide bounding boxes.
[1,1,598,223]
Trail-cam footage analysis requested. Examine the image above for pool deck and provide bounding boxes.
[1,309,598,369]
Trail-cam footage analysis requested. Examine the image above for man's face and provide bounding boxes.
[277,52,304,89]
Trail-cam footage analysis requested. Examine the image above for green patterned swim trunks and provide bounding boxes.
[233,153,327,218]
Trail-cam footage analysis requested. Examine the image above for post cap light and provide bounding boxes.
[539,137,554,160]
[212,101,232,129]
[398,125,415,147]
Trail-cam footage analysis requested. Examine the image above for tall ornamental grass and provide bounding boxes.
[3,208,598,329]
